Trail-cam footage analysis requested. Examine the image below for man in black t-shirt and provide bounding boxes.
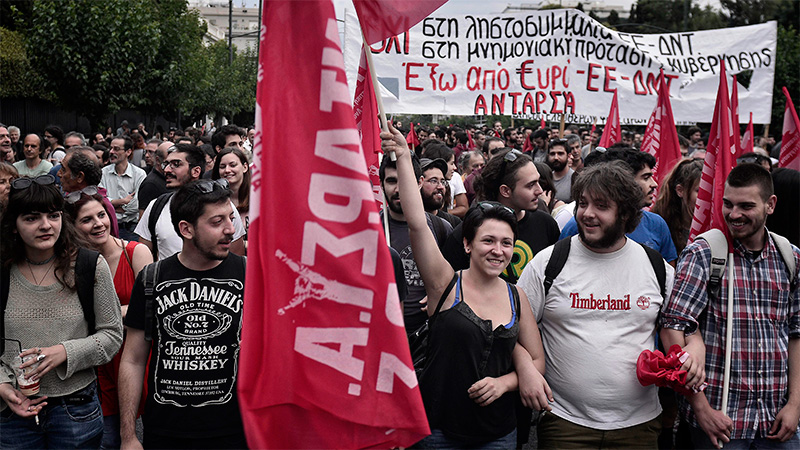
[119,179,247,449]
[442,148,560,283]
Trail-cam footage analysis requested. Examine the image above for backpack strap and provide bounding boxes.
[696,229,729,299]
[0,266,9,355]
[638,243,667,300]
[143,260,162,342]
[147,192,173,260]
[75,248,100,335]
[770,232,797,289]
[543,238,571,296]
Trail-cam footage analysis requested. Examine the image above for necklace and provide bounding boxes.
[26,254,56,266]
[27,259,55,286]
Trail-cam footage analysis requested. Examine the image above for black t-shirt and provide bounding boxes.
[125,254,247,439]
[442,209,560,284]
[137,169,168,212]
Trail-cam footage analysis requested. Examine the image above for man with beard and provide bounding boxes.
[442,148,560,284]
[420,157,461,229]
[517,161,674,448]
[119,180,248,449]
[660,164,800,449]
[559,148,677,264]
[135,144,246,260]
[379,156,452,336]
[528,129,549,162]
[546,138,574,203]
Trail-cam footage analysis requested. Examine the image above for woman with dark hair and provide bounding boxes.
[65,189,152,448]
[13,134,53,178]
[212,147,251,237]
[534,161,573,230]
[381,124,551,449]
[0,175,123,448]
[651,158,703,255]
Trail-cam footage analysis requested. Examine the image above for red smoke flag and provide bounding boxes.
[354,45,384,206]
[354,0,448,45]
[466,129,476,150]
[540,116,546,130]
[689,61,737,243]
[730,75,743,158]
[239,2,429,448]
[779,87,800,170]
[406,122,421,148]
[742,112,754,154]
[641,69,682,185]
[598,90,621,148]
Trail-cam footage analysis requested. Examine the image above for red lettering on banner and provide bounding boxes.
[405,62,424,91]
[603,66,617,93]
[509,92,522,113]
[633,70,648,95]
[587,63,601,91]
[522,93,535,114]
[536,91,547,113]
[518,59,536,90]
[564,92,576,113]
[550,90,562,113]
[492,94,505,114]
[474,95,488,114]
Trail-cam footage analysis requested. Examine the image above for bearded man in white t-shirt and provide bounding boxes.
[518,160,674,448]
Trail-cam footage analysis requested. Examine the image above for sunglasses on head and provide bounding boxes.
[11,174,55,190]
[192,178,229,194]
[65,185,100,204]
[736,155,770,166]
[499,149,523,182]
[476,201,515,216]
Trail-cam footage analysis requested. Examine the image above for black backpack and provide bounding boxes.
[1,248,100,354]
[543,238,667,299]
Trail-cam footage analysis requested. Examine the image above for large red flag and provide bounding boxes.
[779,86,800,171]
[730,75,743,158]
[406,122,421,148]
[689,61,737,243]
[598,90,620,148]
[239,2,429,448]
[354,45,384,206]
[742,112,754,154]
[354,0,448,45]
[641,69,682,185]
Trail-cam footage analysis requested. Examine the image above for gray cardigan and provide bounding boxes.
[1,255,123,405]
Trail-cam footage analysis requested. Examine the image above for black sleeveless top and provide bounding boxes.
[420,275,520,444]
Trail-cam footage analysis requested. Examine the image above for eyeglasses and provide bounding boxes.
[65,185,100,204]
[475,201,515,216]
[737,155,770,166]
[162,159,185,170]
[11,174,55,190]
[191,178,229,194]
[423,177,445,187]
[498,149,523,182]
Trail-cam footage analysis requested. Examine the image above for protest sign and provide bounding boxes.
[343,9,776,125]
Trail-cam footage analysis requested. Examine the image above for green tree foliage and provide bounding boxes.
[26,0,161,126]
[0,27,52,100]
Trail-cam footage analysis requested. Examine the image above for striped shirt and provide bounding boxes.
[660,231,800,439]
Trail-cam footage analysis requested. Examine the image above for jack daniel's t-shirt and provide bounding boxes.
[126,254,246,439]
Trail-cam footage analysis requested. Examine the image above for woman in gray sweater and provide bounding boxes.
[0,174,123,449]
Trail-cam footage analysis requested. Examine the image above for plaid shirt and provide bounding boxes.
[660,230,800,439]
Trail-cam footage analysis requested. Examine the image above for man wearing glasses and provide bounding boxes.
[135,144,245,260]
[100,136,147,241]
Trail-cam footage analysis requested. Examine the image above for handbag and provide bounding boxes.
[410,273,459,377]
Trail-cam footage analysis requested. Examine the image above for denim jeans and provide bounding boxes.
[101,414,121,449]
[418,428,517,449]
[0,382,103,449]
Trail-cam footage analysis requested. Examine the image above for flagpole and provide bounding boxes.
[559,113,566,138]
[361,33,395,161]
[720,252,734,448]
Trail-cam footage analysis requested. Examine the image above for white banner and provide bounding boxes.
[343,9,776,125]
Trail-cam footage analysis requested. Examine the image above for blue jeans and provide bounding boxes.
[0,382,103,449]
[101,414,121,449]
[419,428,517,449]
[691,426,800,449]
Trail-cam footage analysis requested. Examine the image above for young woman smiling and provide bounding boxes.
[212,147,251,245]
[64,189,152,448]
[381,124,551,448]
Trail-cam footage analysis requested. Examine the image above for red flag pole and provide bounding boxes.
[361,33,395,161]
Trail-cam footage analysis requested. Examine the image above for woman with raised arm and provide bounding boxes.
[381,125,552,449]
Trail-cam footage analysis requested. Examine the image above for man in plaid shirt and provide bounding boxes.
[661,164,800,448]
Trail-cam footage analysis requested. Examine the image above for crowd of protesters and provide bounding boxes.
[0,116,798,449]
